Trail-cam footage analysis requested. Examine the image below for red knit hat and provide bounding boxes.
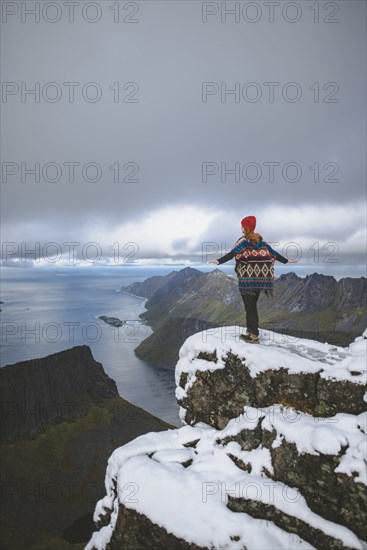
[241,216,256,231]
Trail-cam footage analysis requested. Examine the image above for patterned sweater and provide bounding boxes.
[216,235,288,295]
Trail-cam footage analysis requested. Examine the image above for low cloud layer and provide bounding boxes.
[2,202,366,278]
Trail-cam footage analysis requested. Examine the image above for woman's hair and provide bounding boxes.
[244,227,262,243]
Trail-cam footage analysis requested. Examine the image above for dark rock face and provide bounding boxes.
[271,272,366,316]
[227,498,355,550]
[178,351,366,429]
[0,345,119,443]
[0,346,173,549]
[269,440,367,540]
[293,273,337,313]
[220,420,367,541]
[336,277,367,312]
[97,505,210,550]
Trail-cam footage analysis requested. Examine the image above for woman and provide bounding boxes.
[209,215,297,343]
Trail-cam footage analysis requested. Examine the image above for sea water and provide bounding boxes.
[0,265,215,426]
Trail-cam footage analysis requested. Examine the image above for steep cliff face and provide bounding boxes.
[137,267,207,328]
[133,269,238,367]
[335,277,367,311]
[0,345,118,443]
[86,328,367,550]
[135,316,218,369]
[0,346,172,549]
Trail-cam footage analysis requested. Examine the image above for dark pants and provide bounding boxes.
[240,291,260,336]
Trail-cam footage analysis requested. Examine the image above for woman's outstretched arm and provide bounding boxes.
[209,236,247,265]
[208,250,235,265]
[263,242,289,263]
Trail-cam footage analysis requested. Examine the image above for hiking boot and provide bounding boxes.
[240,333,260,344]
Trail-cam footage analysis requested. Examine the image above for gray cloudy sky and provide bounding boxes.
[1,0,366,276]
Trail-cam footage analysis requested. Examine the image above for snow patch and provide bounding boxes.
[86,416,366,550]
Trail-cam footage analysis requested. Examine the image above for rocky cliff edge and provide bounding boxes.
[86,328,367,550]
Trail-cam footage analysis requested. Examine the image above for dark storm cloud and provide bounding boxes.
[1,1,365,273]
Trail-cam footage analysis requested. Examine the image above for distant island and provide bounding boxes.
[98,315,125,327]
[98,315,148,327]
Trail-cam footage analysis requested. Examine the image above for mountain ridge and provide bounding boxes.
[120,268,367,368]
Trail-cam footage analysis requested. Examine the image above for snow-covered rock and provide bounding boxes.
[86,328,367,550]
[176,327,367,428]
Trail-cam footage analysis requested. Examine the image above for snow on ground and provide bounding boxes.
[86,414,366,550]
[175,327,367,396]
[85,329,367,550]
